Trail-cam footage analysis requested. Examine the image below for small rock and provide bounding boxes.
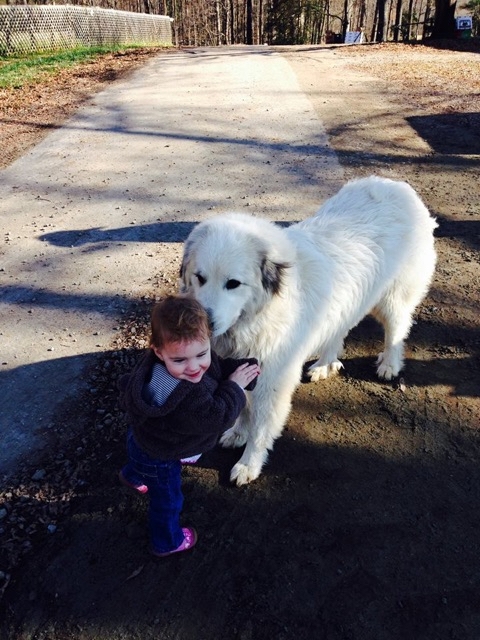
[32,469,46,481]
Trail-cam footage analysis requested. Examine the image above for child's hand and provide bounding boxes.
[229,362,261,389]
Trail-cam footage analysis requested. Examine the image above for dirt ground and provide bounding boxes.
[1,41,480,639]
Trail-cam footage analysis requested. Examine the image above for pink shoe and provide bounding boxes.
[180,454,202,465]
[118,470,148,494]
[152,527,198,557]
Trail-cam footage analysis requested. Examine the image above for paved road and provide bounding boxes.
[0,46,344,478]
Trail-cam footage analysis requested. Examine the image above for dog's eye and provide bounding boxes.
[195,273,206,286]
[226,279,241,290]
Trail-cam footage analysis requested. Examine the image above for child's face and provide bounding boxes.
[153,337,211,383]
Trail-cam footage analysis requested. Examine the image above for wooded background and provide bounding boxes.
[2,0,477,47]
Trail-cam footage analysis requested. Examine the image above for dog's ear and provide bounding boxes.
[179,252,188,285]
[179,237,195,290]
[179,264,188,292]
[260,256,289,296]
[180,225,211,289]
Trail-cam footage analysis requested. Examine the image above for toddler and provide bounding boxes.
[118,295,260,557]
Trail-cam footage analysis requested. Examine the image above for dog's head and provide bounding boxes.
[180,213,290,336]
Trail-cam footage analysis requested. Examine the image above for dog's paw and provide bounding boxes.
[307,360,343,382]
[220,426,248,449]
[230,461,260,486]
[376,353,399,380]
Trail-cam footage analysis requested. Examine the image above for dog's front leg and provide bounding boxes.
[220,399,252,449]
[226,367,299,486]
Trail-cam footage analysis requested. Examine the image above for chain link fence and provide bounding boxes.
[0,5,173,55]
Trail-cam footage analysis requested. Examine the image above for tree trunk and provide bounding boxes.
[405,0,414,39]
[216,0,222,44]
[375,0,386,40]
[423,0,433,38]
[258,0,263,43]
[246,0,253,43]
[342,0,350,38]
[393,0,402,41]
[229,0,235,42]
[432,0,456,37]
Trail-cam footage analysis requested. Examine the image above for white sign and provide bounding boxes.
[345,31,365,43]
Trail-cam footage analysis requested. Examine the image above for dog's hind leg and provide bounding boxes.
[375,317,411,380]
[373,285,423,380]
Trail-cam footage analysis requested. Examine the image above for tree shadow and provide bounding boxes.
[0,348,128,476]
[39,220,296,247]
[423,38,480,54]
[40,222,197,246]
[303,312,480,398]
[435,215,480,250]
[4,428,480,639]
[407,112,480,155]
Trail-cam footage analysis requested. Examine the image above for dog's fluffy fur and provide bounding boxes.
[181,176,437,485]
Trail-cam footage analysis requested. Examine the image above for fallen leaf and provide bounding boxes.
[125,565,144,581]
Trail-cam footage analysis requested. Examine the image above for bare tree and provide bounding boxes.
[342,0,350,37]
[432,0,456,36]
[393,0,403,39]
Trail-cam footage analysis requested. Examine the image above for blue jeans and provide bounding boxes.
[122,431,184,554]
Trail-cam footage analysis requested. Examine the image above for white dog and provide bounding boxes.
[181,176,437,485]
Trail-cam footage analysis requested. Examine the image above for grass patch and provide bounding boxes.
[0,45,137,89]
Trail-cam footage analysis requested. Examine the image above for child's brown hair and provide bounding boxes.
[150,295,211,349]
